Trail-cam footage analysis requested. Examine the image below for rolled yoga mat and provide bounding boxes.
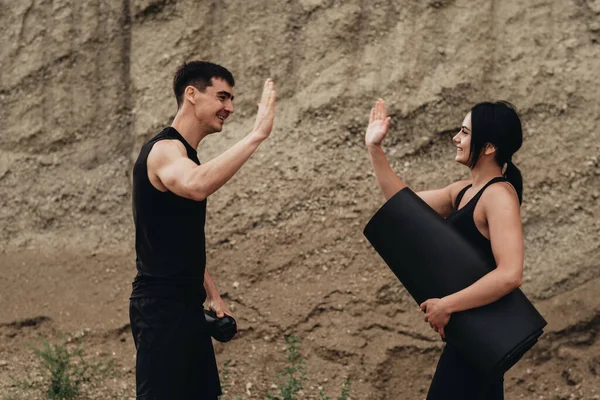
[363,187,547,378]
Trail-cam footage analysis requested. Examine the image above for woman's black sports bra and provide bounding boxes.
[445,177,507,269]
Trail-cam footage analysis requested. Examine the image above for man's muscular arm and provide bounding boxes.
[148,79,276,201]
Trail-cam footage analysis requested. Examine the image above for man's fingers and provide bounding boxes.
[439,327,445,339]
[369,107,375,124]
[260,79,271,106]
[262,79,271,105]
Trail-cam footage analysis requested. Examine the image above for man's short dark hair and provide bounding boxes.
[173,61,235,108]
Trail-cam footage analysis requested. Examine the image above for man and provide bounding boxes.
[130,61,276,399]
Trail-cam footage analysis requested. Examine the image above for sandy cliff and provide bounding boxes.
[1,0,599,398]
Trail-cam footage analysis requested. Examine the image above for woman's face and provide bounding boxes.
[453,112,472,166]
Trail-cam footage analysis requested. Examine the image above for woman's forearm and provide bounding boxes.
[367,144,406,200]
[444,267,522,313]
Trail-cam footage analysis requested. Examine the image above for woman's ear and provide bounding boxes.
[484,143,497,156]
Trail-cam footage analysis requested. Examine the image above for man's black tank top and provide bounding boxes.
[131,127,207,302]
[445,177,507,269]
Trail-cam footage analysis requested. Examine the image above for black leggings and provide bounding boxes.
[427,345,504,400]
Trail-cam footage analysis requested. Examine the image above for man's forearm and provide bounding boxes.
[367,144,406,200]
[204,268,221,301]
[186,133,264,200]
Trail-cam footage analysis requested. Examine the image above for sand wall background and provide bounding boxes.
[1,1,599,399]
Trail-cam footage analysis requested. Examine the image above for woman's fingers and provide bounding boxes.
[380,99,387,120]
[369,99,389,121]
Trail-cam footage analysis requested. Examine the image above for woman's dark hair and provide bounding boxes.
[173,61,235,108]
[469,101,524,204]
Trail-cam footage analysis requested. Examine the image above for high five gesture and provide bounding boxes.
[365,98,406,199]
[365,99,391,147]
[251,79,277,141]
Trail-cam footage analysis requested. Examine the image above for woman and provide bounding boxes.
[365,99,525,399]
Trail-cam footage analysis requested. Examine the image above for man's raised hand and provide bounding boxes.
[251,79,276,141]
[365,99,391,147]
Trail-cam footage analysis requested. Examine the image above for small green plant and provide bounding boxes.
[319,380,351,400]
[220,334,351,400]
[266,335,307,400]
[30,340,112,400]
[220,359,233,396]
[319,380,350,400]
[337,380,351,400]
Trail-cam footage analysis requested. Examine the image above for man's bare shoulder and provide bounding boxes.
[152,139,187,155]
[148,139,187,164]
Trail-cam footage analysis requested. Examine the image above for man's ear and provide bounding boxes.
[484,143,497,156]
[184,86,197,105]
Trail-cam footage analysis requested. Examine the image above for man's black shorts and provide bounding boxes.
[130,297,222,399]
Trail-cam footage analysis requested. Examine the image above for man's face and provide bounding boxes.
[453,112,472,166]
[193,78,235,133]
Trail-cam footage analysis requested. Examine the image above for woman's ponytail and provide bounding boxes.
[471,101,524,205]
[504,160,523,205]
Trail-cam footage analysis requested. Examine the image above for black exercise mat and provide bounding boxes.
[363,187,546,377]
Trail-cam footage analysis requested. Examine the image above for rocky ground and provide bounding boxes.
[1,0,599,399]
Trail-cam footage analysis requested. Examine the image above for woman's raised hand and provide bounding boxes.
[365,99,391,147]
